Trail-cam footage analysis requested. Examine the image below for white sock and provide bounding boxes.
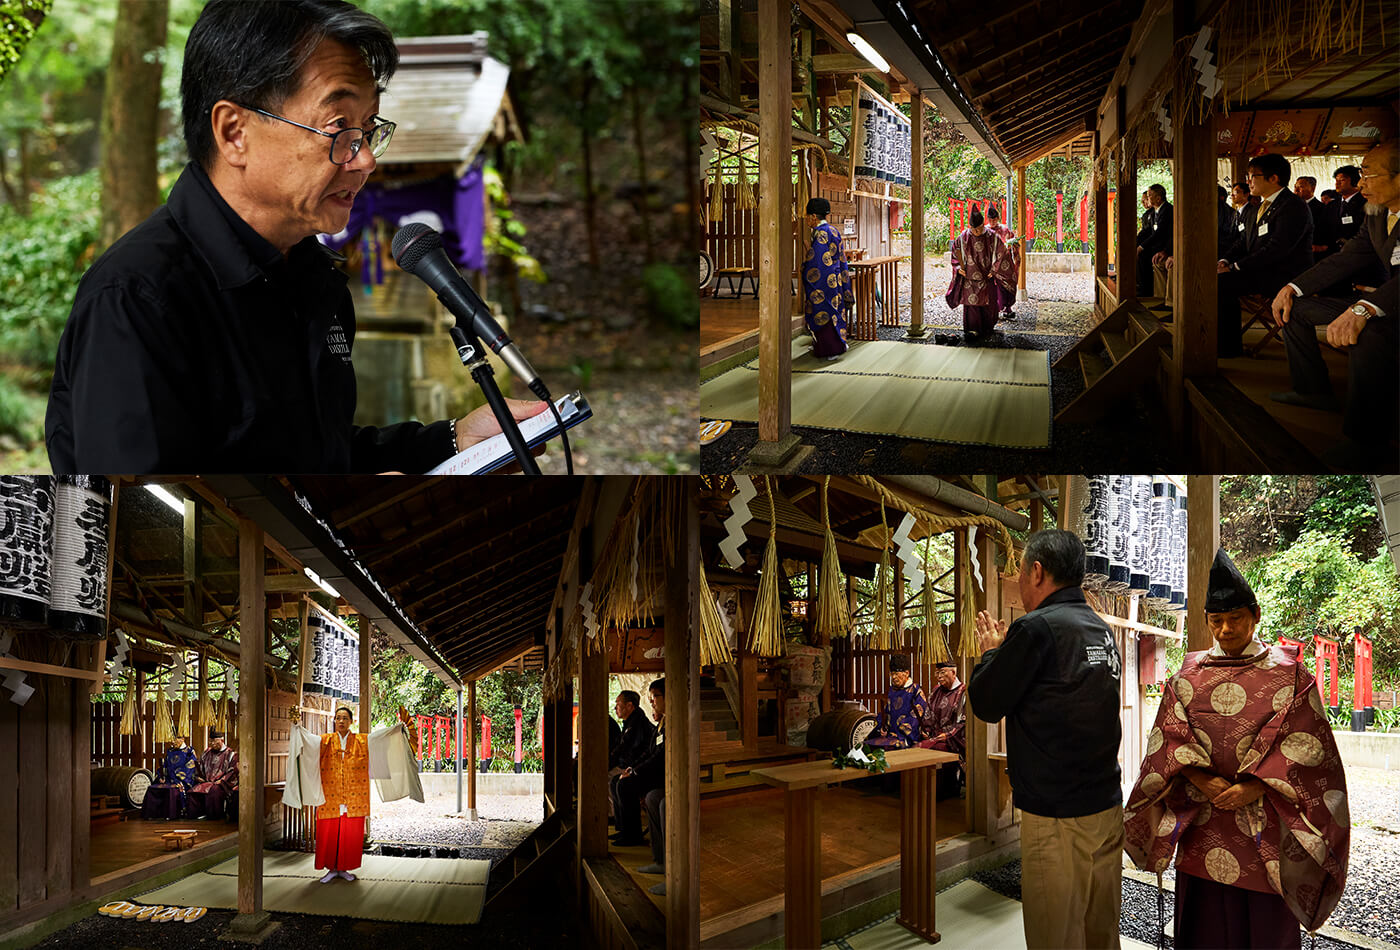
[319,871,338,884]
[339,870,356,881]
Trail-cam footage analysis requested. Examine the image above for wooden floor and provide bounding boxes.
[91,815,238,879]
[698,781,969,925]
[700,294,804,363]
[1224,325,1351,461]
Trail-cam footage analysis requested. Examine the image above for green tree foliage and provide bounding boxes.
[0,0,51,85]
[1219,476,1399,689]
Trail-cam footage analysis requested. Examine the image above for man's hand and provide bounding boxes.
[455,398,550,450]
[620,767,634,779]
[1164,256,1175,270]
[974,609,1007,653]
[1326,306,1369,347]
[1211,778,1267,811]
[1216,260,1232,274]
[1152,251,1166,266]
[1271,285,1296,326]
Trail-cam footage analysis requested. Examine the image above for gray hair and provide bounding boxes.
[1022,529,1086,589]
[181,0,398,170]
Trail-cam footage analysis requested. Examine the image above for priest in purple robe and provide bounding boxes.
[947,207,1019,340]
[918,661,966,757]
[867,654,931,750]
[984,205,1020,320]
[189,731,239,820]
[801,198,854,359]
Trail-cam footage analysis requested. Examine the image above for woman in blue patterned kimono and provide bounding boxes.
[866,654,931,750]
[947,208,1019,340]
[801,198,854,359]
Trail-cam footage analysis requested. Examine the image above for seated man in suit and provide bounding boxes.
[1140,184,1172,297]
[1332,164,1367,252]
[1296,175,1333,260]
[1217,153,1313,357]
[1270,139,1399,469]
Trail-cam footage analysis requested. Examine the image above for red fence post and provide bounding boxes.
[1079,192,1090,251]
[1025,198,1035,251]
[1055,189,1065,252]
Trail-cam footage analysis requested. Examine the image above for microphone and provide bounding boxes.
[391,223,545,399]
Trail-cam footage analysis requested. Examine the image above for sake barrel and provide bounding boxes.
[804,706,878,753]
[91,766,154,809]
[48,475,113,640]
[0,475,54,629]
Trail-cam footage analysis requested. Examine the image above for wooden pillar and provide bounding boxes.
[552,607,573,812]
[231,517,274,940]
[754,0,795,456]
[1185,476,1219,653]
[1115,88,1137,300]
[183,498,204,748]
[907,93,929,338]
[356,611,371,840]
[467,679,478,819]
[665,478,700,948]
[1094,132,1109,282]
[1016,164,1028,300]
[578,521,608,862]
[457,684,465,814]
[1171,0,1219,452]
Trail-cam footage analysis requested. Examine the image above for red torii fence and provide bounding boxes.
[1313,636,1340,709]
[948,197,1008,241]
[1354,630,1374,728]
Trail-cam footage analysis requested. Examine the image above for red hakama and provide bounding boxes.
[315,815,365,871]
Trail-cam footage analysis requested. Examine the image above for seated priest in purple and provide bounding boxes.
[983,205,1020,321]
[917,661,966,757]
[801,197,854,360]
[866,654,931,750]
[947,207,1019,341]
[189,731,239,820]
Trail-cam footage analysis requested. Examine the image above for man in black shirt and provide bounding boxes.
[608,690,655,773]
[46,0,544,473]
[969,529,1123,950]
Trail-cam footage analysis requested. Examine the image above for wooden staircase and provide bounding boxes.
[1054,299,1170,424]
[486,809,576,909]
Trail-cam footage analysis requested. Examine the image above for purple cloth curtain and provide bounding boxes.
[318,159,487,279]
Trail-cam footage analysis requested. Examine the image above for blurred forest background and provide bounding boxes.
[0,0,698,473]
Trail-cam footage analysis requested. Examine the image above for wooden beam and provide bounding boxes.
[1016,164,1028,296]
[1115,86,1137,302]
[757,0,793,445]
[666,478,700,948]
[1170,0,1219,453]
[1094,130,1109,281]
[458,638,536,683]
[811,52,883,73]
[236,517,266,922]
[1185,476,1219,654]
[0,656,103,681]
[908,92,927,338]
[963,5,1123,83]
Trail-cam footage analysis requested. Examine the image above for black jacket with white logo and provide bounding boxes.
[968,586,1123,819]
[46,161,453,473]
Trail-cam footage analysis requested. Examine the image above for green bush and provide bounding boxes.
[0,170,101,374]
[641,261,696,329]
[0,372,45,442]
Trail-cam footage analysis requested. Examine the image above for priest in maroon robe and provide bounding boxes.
[918,661,966,757]
[1123,549,1349,949]
[189,731,238,820]
[947,207,1019,340]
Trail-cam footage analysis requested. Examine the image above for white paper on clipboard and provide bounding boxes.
[428,393,588,475]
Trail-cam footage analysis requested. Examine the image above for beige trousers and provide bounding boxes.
[1019,804,1124,950]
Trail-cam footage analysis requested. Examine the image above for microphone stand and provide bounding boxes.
[449,325,541,474]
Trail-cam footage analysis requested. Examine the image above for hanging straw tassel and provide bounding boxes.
[709,174,724,222]
[958,542,982,659]
[196,657,213,729]
[176,656,191,742]
[153,693,174,744]
[748,478,784,657]
[119,672,140,736]
[699,567,733,667]
[735,156,756,211]
[921,543,951,663]
[815,476,850,640]
[871,498,892,650]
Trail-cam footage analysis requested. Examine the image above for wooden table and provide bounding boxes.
[752,747,958,948]
[848,255,901,340]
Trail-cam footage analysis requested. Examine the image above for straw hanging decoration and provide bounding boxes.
[748,477,784,658]
[699,567,733,668]
[195,657,214,729]
[709,173,724,222]
[735,155,756,211]
[921,541,951,664]
[814,476,850,640]
[958,536,982,659]
[871,498,892,650]
[153,682,174,744]
[176,655,191,742]
[119,671,140,736]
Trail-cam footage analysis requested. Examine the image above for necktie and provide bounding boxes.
[1389,211,1398,235]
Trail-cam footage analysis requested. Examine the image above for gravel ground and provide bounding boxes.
[365,791,543,870]
[969,765,1400,949]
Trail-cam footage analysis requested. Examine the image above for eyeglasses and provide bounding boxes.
[239,104,395,165]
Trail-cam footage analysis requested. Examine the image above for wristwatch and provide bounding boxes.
[1350,303,1372,321]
